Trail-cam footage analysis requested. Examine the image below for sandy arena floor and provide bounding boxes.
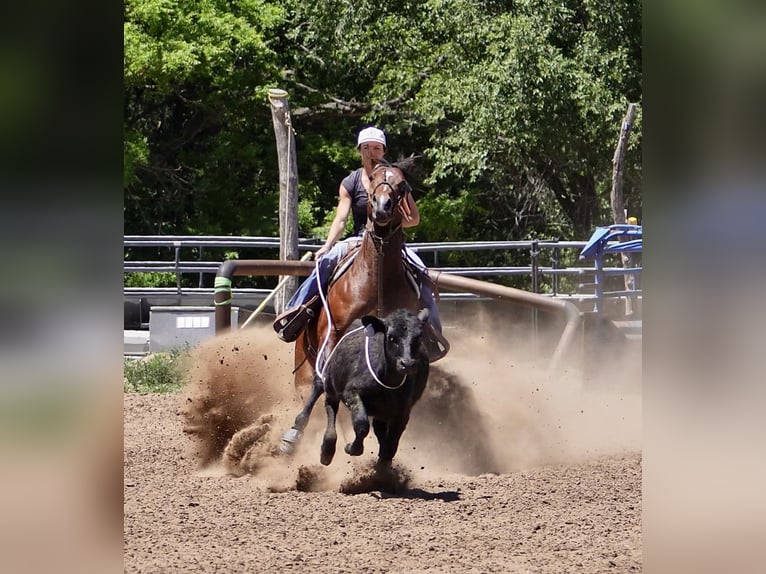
[124,322,641,573]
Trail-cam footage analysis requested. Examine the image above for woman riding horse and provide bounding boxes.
[273,127,447,358]
[276,129,449,454]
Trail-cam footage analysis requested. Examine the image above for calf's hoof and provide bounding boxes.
[344,442,364,456]
[320,439,336,466]
[278,427,302,455]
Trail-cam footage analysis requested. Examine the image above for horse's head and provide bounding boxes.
[367,161,411,229]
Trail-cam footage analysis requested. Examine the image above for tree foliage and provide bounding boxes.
[124,0,641,243]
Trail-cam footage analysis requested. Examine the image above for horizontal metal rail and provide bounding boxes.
[211,260,582,372]
[124,261,641,277]
[124,236,642,311]
[125,236,592,252]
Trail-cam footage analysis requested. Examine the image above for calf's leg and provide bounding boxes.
[320,395,339,466]
[377,415,409,463]
[343,394,370,457]
[372,419,388,457]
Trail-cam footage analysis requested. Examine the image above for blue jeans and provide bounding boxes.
[286,238,358,309]
[285,240,442,333]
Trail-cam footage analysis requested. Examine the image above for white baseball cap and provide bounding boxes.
[357,127,387,149]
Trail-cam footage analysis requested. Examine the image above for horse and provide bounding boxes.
[279,158,425,453]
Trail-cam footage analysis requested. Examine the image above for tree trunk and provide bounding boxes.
[610,103,638,316]
[268,89,300,314]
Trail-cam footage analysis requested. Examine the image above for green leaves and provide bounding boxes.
[124,0,641,245]
[124,0,287,235]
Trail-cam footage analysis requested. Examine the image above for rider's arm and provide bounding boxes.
[401,192,420,228]
[316,184,353,258]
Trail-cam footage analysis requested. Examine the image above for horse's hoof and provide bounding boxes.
[278,428,302,455]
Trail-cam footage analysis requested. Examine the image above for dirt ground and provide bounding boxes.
[124,318,641,573]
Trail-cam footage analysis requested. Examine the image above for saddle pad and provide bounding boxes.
[328,243,362,287]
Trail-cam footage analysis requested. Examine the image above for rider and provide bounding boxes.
[273,126,448,360]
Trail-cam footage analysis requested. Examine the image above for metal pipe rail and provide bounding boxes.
[125,235,641,312]
[212,260,581,372]
[124,261,638,278]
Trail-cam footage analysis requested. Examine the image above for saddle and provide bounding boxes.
[273,245,363,343]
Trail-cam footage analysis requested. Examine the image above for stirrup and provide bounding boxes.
[273,295,321,343]
[423,324,450,363]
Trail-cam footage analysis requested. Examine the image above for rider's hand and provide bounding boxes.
[398,200,413,222]
[315,244,330,259]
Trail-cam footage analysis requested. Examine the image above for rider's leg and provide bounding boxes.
[283,242,345,311]
[403,247,444,333]
[418,278,442,333]
[403,246,449,362]
[285,270,319,311]
[273,240,355,341]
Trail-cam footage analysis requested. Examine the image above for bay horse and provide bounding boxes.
[279,158,424,453]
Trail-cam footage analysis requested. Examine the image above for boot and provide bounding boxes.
[422,323,450,363]
[273,295,322,342]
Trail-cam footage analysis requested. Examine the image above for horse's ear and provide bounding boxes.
[362,315,386,334]
[416,308,429,326]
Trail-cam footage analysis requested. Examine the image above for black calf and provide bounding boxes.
[319,308,430,467]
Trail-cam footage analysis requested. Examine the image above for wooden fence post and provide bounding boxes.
[268,89,300,314]
[610,102,638,316]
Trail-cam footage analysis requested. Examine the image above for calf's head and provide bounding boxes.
[362,308,429,375]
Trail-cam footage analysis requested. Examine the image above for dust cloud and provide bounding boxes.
[180,312,641,492]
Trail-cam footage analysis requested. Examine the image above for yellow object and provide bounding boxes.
[627,216,638,225]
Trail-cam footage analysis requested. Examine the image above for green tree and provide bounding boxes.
[281,0,642,240]
[124,0,286,235]
[124,0,642,246]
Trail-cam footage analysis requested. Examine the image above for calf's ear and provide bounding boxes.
[417,308,430,325]
[361,315,386,334]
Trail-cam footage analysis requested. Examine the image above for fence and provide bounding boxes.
[124,235,641,311]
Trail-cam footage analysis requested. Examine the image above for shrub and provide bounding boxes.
[123,347,190,393]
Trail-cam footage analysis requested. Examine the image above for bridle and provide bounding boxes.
[368,163,407,241]
[366,163,409,317]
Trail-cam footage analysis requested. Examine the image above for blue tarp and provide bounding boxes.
[579,224,642,260]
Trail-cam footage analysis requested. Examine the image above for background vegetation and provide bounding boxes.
[124,348,190,393]
[125,0,641,267]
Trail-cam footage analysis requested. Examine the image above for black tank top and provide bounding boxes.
[340,168,368,237]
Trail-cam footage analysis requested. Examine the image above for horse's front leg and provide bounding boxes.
[279,372,324,455]
[343,394,370,457]
[320,394,340,466]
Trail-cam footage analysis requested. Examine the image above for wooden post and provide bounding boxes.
[610,102,638,315]
[268,89,300,314]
